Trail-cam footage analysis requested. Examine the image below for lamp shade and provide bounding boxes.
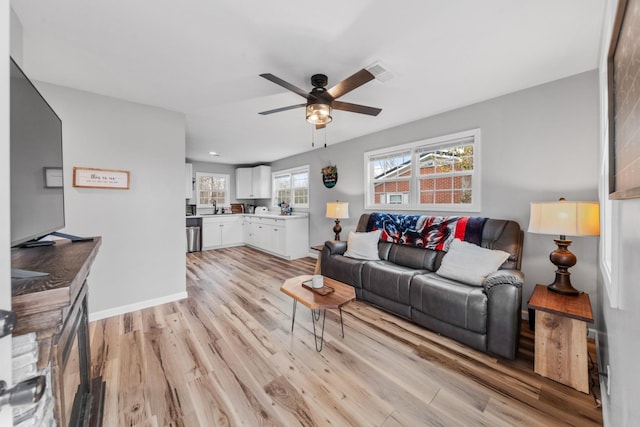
[326,202,349,219]
[528,201,600,237]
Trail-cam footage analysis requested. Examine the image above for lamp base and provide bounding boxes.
[547,238,580,296]
[333,219,342,241]
[548,280,580,296]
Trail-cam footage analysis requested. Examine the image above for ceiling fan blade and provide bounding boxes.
[332,100,382,116]
[326,69,375,100]
[260,73,309,99]
[258,103,306,115]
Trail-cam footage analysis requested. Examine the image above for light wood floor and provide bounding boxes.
[89,246,603,426]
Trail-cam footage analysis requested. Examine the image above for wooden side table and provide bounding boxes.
[280,275,356,351]
[528,284,594,393]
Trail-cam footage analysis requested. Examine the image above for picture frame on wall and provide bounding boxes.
[608,0,640,200]
[72,167,130,190]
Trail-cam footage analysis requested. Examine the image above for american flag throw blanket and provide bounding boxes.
[366,213,488,251]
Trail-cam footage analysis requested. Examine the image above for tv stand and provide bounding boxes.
[11,237,104,427]
[19,239,56,248]
[50,231,94,242]
[19,232,94,249]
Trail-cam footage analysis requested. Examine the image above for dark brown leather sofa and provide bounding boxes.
[321,213,524,359]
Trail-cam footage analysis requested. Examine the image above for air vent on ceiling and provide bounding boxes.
[366,61,394,83]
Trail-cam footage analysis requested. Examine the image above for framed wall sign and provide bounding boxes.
[73,167,130,189]
[608,0,640,199]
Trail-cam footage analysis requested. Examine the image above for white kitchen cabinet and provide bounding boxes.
[243,217,257,246]
[202,215,243,249]
[251,165,272,199]
[185,163,193,199]
[236,167,253,199]
[221,219,243,246]
[236,165,271,199]
[242,214,308,259]
[269,225,286,255]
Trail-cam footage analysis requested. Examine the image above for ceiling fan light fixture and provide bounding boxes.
[306,103,332,125]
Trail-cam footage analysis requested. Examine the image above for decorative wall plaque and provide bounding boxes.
[322,165,338,188]
[72,167,130,189]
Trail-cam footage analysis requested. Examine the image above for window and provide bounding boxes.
[196,172,230,207]
[272,165,309,208]
[365,129,480,212]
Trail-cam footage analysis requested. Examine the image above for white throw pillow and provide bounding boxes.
[344,230,382,260]
[436,238,510,286]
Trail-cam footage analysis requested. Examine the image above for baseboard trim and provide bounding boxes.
[88,291,188,322]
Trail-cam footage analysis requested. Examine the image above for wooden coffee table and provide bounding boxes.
[280,275,356,351]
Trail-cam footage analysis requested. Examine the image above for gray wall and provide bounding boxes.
[272,70,600,319]
[35,82,188,318]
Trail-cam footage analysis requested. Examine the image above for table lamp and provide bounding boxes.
[326,201,349,240]
[528,198,600,295]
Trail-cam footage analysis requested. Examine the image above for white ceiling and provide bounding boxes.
[11,0,605,165]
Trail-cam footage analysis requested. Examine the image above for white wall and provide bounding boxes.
[1,5,14,426]
[33,82,187,318]
[9,7,22,67]
[272,70,600,319]
[596,1,640,425]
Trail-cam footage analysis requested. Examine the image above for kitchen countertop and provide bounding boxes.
[187,212,308,219]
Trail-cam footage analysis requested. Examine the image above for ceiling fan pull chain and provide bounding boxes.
[311,126,315,147]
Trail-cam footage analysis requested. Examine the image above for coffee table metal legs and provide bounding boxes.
[291,300,297,332]
[289,301,346,352]
[311,309,327,352]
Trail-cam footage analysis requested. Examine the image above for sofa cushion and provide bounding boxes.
[361,261,428,318]
[410,273,488,334]
[436,239,510,286]
[344,230,382,260]
[386,244,439,271]
[362,261,428,309]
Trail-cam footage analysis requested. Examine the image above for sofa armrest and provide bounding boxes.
[484,269,524,359]
[324,240,347,256]
[483,269,524,291]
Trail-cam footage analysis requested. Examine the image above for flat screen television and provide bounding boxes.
[10,57,65,247]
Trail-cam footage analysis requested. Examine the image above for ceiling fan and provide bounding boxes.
[258,69,382,129]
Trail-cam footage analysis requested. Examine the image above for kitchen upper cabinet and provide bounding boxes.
[236,168,253,199]
[252,165,271,199]
[236,165,271,199]
[185,163,193,199]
